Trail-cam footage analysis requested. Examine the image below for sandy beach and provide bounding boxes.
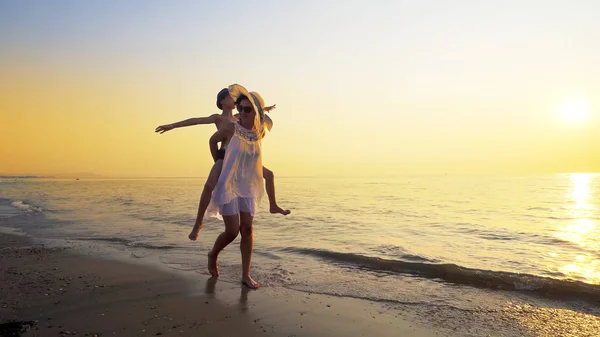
[0,232,438,337]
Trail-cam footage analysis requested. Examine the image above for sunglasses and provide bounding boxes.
[239,106,254,113]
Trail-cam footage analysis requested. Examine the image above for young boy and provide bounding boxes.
[155,88,290,241]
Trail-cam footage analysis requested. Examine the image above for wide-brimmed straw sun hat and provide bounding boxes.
[228,83,267,134]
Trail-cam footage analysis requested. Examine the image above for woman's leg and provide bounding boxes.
[189,160,224,240]
[239,211,259,288]
[207,213,239,277]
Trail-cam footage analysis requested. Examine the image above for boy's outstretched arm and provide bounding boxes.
[264,104,276,113]
[155,114,220,134]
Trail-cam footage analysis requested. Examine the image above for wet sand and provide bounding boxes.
[0,233,438,336]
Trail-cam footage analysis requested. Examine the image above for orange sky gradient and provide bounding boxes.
[1,1,598,177]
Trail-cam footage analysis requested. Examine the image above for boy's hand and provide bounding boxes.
[264,104,276,113]
[155,124,174,134]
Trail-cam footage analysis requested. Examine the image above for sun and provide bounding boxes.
[558,100,591,124]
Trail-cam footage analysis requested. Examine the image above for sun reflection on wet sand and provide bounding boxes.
[503,302,600,337]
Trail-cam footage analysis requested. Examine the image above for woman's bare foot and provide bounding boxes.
[208,251,219,277]
[241,275,260,289]
[188,222,203,241]
[269,205,291,216]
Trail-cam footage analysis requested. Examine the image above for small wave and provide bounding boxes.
[545,237,600,254]
[284,247,600,302]
[254,250,282,260]
[453,226,558,245]
[10,201,43,213]
[256,264,296,287]
[453,225,518,242]
[77,237,178,250]
[527,206,556,211]
[129,242,178,250]
[477,233,517,241]
[400,212,430,219]
[80,237,130,244]
[286,287,494,314]
[134,214,192,226]
[548,216,575,220]
[371,245,436,263]
[108,196,135,206]
[0,226,26,236]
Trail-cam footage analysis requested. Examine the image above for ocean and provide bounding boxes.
[1,174,599,336]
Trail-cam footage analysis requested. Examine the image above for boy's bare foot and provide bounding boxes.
[270,205,291,216]
[188,223,203,241]
[208,251,219,277]
[241,275,260,289]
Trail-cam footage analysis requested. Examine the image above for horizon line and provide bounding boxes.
[2,172,599,179]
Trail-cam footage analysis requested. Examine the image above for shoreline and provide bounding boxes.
[0,232,438,337]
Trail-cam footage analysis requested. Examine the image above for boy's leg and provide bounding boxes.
[189,160,224,241]
[262,166,291,216]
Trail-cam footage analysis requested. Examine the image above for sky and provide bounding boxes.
[1,0,598,177]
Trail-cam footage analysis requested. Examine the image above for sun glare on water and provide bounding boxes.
[556,173,600,283]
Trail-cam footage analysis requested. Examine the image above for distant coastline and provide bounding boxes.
[0,173,103,179]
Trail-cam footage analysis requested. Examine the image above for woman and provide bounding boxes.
[205,84,273,289]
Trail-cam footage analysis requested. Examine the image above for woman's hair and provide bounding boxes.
[235,94,265,132]
[235,95,249,106]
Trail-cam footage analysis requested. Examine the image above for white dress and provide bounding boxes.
[207,122,265,218]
